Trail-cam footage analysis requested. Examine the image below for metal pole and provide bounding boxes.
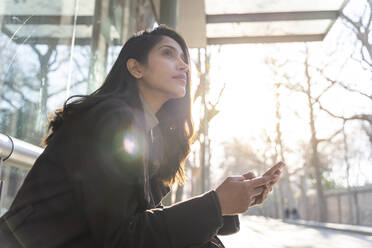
[159,0,178,28]
[201,48,209,192]
[88,0,110,94]
[0,133,42,169]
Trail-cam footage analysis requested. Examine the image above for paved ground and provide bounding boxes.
[218,216,372,248]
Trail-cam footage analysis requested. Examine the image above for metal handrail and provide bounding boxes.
[0,133,43,169]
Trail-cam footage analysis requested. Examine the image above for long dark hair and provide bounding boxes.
[42,25,195,187]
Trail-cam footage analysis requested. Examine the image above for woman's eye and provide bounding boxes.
[163,50,173,57]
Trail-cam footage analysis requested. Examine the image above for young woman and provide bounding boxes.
[0,25,282,248]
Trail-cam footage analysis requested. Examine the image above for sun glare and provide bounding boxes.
[123,134,138,155]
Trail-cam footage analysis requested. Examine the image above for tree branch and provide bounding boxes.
[281,80,306,94]
[367,0,372,31]
[48,78,87,97]
[30,44,42,61]
[317,128,343,144]
[3,80,27,101]
[314,67,372,100]
[208,82,226,110]
[313,77,337,103]
[318,101,372,125]
[2,94,20,109]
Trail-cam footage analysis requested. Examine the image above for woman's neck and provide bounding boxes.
[138,86,168,114]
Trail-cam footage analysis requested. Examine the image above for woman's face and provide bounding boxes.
[136,36,189,100]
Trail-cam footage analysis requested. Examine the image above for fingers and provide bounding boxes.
[272,169,281,177]
[248,187,265,206]
[226,175,245,182]
[247,173,280,204]
[264,169,281,189]
[242,172,256,180]
[246,175,275,187]
[260,189,269,203]
[252,187,270,206]
[252,195,262,206]
[268,174,280,185]
[268,185,273,192]
[263,161,286,177]
[251,186,265,197]
[250,182,276,206]
[270,173,281,186]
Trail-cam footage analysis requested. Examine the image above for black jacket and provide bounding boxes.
[0,96,239,247]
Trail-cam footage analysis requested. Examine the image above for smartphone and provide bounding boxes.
[262,161,286,177]
[250,162,286,206]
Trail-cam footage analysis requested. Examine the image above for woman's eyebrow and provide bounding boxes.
[159,45,186,60]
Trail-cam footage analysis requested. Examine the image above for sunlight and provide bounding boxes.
[192,40,372,187]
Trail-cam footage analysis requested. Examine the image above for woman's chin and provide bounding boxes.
[169,87,186,99]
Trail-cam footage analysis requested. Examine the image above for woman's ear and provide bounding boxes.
[126,58,144,79]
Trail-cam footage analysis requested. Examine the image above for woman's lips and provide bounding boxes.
[173,75,186,85]
[173,74,186,79]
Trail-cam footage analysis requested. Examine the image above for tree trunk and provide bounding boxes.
[274,83,295,210]
[299,174,309,220]
[305,50,327,222]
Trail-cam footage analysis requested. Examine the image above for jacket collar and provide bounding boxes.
[139,93,159,133]
[116,85,166,209]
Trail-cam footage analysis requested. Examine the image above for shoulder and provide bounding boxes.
[85,98,147,178]
[84,97,146,144]
[87,97,133,118]
[83,97,136,130]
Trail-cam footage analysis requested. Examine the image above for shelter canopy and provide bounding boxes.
[205,0,348,44]
[179,0,348,47]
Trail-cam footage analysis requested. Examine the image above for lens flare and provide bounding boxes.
[123,134,137,155]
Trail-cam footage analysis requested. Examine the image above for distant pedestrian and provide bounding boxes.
[292,208,299,220]
[285,208,290,219]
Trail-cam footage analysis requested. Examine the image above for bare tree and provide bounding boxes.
[315,71,372,143]
[188,47,226,194]
[264,55,297,217]
[280,44,346,222]
[0,38,89,146]
[293,0,372,222]
[340,0,372,69]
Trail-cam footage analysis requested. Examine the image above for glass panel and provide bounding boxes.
[1,0,94,15]
[0,0,156,213]
[205,0,347,15]
[0,162,29,214]
[5,24,93,39]
[207,19,333,38]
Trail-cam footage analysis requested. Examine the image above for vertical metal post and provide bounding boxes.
[200,100,208,193]
[0,159,4,212]
[337,194,342,223]
[88,0,110,94]
[159,0,178,28]
[354,192,360,225]
[201,48,209,192]
[202,90,209,191]
[206,138,211,190]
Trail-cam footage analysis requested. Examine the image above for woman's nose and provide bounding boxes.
[177,58,189,72]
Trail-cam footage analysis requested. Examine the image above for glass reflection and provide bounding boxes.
[0,0,156,212]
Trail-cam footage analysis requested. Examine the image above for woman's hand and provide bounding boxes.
[215,173,277,216]
[243,171,281,206]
